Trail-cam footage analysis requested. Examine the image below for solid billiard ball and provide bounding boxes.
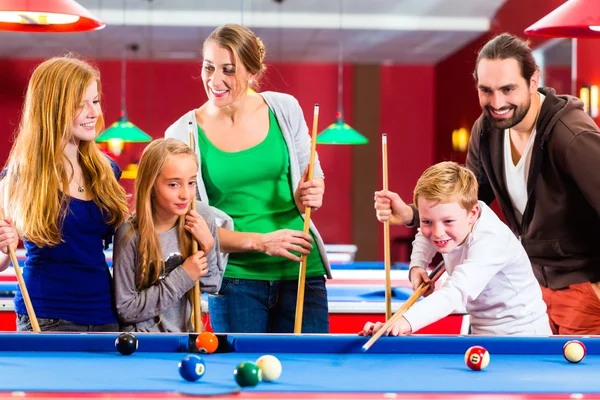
[178,355,206,382]
[233,361,262,387]
[464,345,490,371]
[563,340,586,363]
[115,333,138,356]
[256,355,282,382]
[195,332,218,354]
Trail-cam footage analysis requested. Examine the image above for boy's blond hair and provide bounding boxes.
[413,161,478,211]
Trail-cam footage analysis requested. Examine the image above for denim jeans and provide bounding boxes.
[16,314,119,332]
[208,276,329,333]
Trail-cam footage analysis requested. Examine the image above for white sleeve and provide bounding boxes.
[403,231,510,332]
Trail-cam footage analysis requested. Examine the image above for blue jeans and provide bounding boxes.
[208,276,329,333]
[16,314,118,332]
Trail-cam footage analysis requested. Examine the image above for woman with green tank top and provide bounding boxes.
[165,24,332,333]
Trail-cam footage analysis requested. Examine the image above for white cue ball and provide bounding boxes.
[256,355,282,382]
[563,340,586,363]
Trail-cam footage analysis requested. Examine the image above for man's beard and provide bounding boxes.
[483,99,531,130]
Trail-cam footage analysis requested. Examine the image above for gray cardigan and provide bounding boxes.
[164,91,331,278]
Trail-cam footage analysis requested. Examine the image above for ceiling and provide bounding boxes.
[0,0,508,64]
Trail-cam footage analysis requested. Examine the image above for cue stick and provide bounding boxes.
[0,210,40,332]
[294,103,320,334]
[361,261,446,352]
[188,124,203,333]
[382,134,392,321]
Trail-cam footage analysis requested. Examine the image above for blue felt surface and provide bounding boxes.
[0,350,598,394]
[0,335,598,394]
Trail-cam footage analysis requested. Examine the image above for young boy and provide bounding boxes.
[362,161,551,336]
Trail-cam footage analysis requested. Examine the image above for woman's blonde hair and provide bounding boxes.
[2,55,129,247]
[413,161,478,211]
[130,138,198,291]
[204,24,267,88]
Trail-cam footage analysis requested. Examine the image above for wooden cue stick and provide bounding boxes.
[188,125,202,333]
[0,211,40,332]
[382,133,392,321]
[294,103,320,334]
[361,261,446,352]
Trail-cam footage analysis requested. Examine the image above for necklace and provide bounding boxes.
[78,185,85,193]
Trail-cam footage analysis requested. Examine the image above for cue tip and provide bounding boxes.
[360,345,368,353]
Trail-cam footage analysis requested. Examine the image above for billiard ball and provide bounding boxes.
[178,355,206,382]
[233,361,262,387]
[563,340,586,363]
[464,345,490,371]
[256,355,282,382]
[195,332,218,354]
[115,333,138,356]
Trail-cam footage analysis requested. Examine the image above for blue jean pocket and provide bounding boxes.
[306,276,327,298]
[208,278,237,298]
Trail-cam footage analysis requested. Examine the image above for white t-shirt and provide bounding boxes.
[405,202,551,335]
[504,93,546,222]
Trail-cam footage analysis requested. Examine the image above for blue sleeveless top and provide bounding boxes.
[14,159,121,325]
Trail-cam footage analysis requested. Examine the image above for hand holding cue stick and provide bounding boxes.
[294,103,320,334]
[0,210,40,332]
[361,261,446,352]
[382,134,392,321]
[188,123,202,333]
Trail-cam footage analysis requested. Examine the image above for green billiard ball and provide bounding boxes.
[233,361,262,387]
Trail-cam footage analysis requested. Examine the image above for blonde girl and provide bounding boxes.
[0,55,129,332]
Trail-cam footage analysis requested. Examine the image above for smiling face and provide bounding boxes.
[152,154,198,223]
[476,58,538,130]
[417,198,480,254]
[71,80,101,144]
[201,41,254,107]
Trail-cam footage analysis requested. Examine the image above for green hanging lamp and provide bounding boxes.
[317,110,368,145]
[96,45,151,155]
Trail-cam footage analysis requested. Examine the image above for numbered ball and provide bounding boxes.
[256,355,282,382]
[465,345,490,371]
[234,361,262,387]
[563,340,586,363]
[115,333,138,356]
[195,332,218,354]
[179,355,206,382]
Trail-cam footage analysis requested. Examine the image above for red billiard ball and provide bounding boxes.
[465,345,490,371]
[563,340,586,363]
[195,332,218,354]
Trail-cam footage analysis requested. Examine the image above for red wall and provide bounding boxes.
[576,39,600,126]
[378,65,436,258]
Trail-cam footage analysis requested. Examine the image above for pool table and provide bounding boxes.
[0,333,598,399]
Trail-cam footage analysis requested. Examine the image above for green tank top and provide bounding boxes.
[197,109,326,280]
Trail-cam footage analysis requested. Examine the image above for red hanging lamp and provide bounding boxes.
[525,0,600,38]
[0,0,105,33]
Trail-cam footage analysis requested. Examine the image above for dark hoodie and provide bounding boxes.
[466,87,600,289]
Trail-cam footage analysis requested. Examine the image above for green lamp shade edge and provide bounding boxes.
[96,120,152,143]
[316,121,369,145]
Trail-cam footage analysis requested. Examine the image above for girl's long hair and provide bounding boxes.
[131,138,198,290]
[2,55,129,247]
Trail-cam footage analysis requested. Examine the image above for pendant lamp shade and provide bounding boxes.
[317,111,369,145]
[0,0,104,32]
[96,46,151,156]
[96,112,152,143]
[525,0,600,38]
